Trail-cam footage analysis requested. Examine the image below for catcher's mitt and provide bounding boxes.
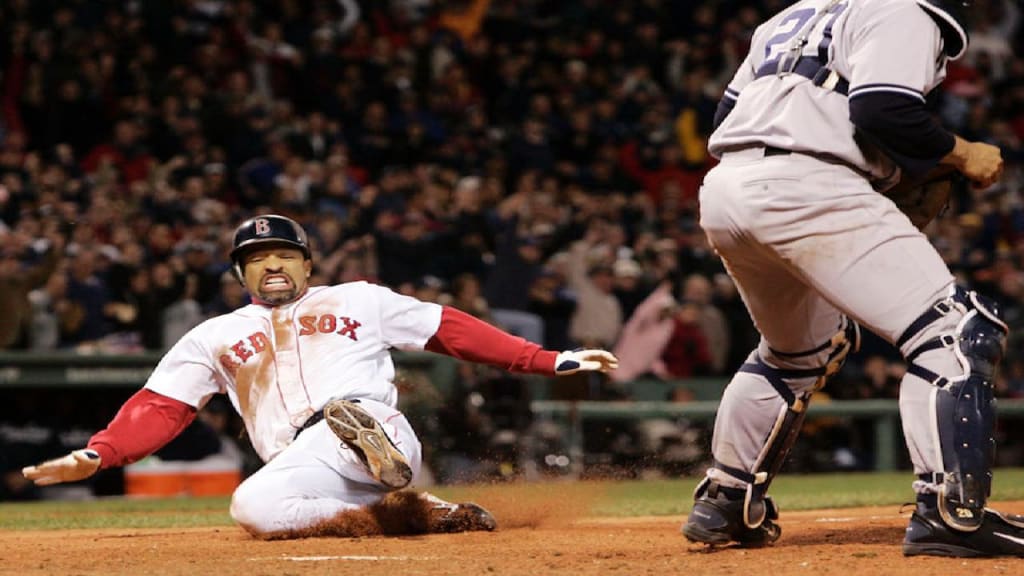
[883,165,958,230]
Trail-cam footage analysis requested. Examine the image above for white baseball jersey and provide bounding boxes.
[710,0,950,184]
[144,282,442,463]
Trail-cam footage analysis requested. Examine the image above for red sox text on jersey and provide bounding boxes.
[219,314,363,376]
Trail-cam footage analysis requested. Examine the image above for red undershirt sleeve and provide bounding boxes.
[87,389,198,469]
[424,306,559,375]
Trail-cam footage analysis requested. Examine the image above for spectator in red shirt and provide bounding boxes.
[80,119,154,187]
[654,300,713,379]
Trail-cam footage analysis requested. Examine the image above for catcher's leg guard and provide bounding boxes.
[899,287,1008,532]
[685,318,859,543]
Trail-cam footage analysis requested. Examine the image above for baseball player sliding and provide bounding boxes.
[681,0,1024,558]
[22,214,618,538]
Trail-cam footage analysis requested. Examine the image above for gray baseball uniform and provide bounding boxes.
[711,0,950,186]
[684,0,1016,550]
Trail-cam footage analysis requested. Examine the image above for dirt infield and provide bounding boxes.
[3,500,1023,575]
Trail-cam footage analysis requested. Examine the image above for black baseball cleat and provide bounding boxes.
[421,493,497,533]
[903,500,1024,557]
[324,399,413,489]
[428,502,498,533]
[681,481,781,547]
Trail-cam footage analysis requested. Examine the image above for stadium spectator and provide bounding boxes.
[0,0,1021,488]
[0,225,63,348]
[679,273,729,376]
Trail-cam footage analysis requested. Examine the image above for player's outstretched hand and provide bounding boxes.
[554,349,620,375]
[22,449,101,486]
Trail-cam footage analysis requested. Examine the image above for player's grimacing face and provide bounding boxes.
[241,246,312,304]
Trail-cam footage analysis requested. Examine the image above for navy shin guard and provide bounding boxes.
[903,288,1008,531]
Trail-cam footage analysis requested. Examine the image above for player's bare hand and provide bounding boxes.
[554,349,620,375]
[22,449,101,486]
[947,138,1003,188]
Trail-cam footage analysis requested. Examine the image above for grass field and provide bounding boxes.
[4,467,1024,531]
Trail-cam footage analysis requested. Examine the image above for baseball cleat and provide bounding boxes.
[903,500,1024,558]
[324,399,412,489]
[681,481,781,547]
[421,493,497,533]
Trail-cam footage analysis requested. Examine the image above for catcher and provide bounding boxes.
[681,0,1024,559]
[23,214,618,538]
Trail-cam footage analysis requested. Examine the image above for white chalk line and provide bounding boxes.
[813,515,902,523]
[250,554,439,562]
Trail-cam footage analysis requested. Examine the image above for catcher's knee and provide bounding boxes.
[899,285,1007,392]
[748,315,861,408]
[900,285,1009,531]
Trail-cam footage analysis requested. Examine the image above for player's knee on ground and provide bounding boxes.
[230,477,282,536]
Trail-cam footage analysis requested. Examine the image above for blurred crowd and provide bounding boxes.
[2,0,1024,488]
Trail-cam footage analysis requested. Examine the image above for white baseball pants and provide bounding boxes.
[229,398,423,535]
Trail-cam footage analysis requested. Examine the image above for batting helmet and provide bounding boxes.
[918,0,970,60]
[230,214,311,281]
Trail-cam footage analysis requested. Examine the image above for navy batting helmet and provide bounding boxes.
[230,214,311,281]
[919,0,971,59]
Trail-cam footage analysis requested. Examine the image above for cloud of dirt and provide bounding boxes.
[256,479,610,540]
[429,481,608,530]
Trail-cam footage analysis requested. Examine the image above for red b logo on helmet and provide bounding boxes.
[254,218,271,235]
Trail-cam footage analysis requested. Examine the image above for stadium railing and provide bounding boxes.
[3,351,1022,472]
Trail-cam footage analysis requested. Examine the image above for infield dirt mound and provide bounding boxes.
[3,501,1023,575]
